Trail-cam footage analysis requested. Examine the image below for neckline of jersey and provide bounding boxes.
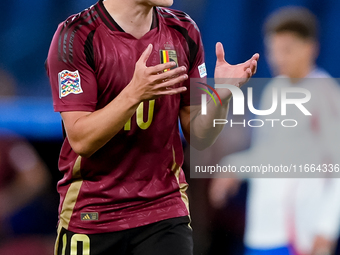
[96,0,159,33]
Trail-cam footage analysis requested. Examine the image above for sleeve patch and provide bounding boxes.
[198,63,207,78]
[58,70,83,98]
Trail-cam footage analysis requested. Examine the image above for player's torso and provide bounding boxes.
[75,16,190,171]
[55,4,193,233]
[93,20,190,108]
[78,17,189,172]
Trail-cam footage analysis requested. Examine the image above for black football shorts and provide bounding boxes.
[55,216,193,255]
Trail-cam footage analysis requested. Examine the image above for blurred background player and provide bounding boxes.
[0,130,54,255]
[0,70,54,254]
[209,6,340,255]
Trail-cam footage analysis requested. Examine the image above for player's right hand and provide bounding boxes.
[127,44,188,103]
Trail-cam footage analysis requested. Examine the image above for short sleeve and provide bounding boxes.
[180,22,207,107]
[46,22,98,112]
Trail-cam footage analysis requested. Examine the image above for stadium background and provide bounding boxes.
[0,0,339,254]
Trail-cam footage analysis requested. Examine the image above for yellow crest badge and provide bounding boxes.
[160,50,178,71]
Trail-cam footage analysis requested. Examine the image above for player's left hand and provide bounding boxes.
[214,42,259,101]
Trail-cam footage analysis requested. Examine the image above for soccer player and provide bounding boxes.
[46,0,258,254]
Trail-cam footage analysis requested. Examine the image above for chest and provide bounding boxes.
[90,26,188,133]
[92,26,189,104]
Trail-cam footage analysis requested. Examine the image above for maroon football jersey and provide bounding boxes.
[46,0,206,234]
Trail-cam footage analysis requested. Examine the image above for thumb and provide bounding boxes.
[139,44,153,65]
[216,42,226,63]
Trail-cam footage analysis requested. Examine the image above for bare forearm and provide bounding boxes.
[184,42,259,150]
[63,87,140,157]
[63,45,188,158]
[189,96,230,150]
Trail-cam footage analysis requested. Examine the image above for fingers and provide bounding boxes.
[251,52,259,71]
[251,53,260,62]
[158,86,188,96]
[148,61,177,74]
[216,42,226,63]
[139,44,153,65]
[242,53,259,75]
[137,46,181,75]
[155,73,188,91]
[244,53,260,65]
[132,46,189,100]
[151,67,188,96]
[248,59,258,75]
[249,53,259,74]
[153,66,187,83]
[251,59,258,74]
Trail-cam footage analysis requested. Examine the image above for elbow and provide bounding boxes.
[182,133,214,151]
[70,141,96,158]
[67,133,106,158]
[194,144,210,151]
[189,137,217,151]
[77,151,94,158]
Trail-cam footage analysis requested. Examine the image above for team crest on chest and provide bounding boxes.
[58,70,83,98]
[160,49,178,71]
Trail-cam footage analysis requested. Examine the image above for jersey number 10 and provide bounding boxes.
[124,100,155,131]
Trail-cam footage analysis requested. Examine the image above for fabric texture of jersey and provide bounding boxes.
[46,0,205,234]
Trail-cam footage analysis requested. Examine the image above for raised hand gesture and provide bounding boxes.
[214,42,259,101]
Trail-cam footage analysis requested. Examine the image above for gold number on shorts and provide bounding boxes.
[61,234,67,255]
[124,100,155,131]
[70,234,90,255]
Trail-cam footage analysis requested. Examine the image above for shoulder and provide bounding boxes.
[58,7,99,40]
[156,7,203,68]
[157,7,198,26]
[307,68,340,94]
[263,76,289,90]
[51,6,99,64]
[156,7,201,37]
[308,68,331,78]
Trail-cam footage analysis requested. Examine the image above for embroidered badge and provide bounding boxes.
[81,212,99,221]
[58,70,83,98]
[198,63,207,78]
[160,50,178,72]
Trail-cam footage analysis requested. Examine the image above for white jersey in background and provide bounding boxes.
[220,68,340,253]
